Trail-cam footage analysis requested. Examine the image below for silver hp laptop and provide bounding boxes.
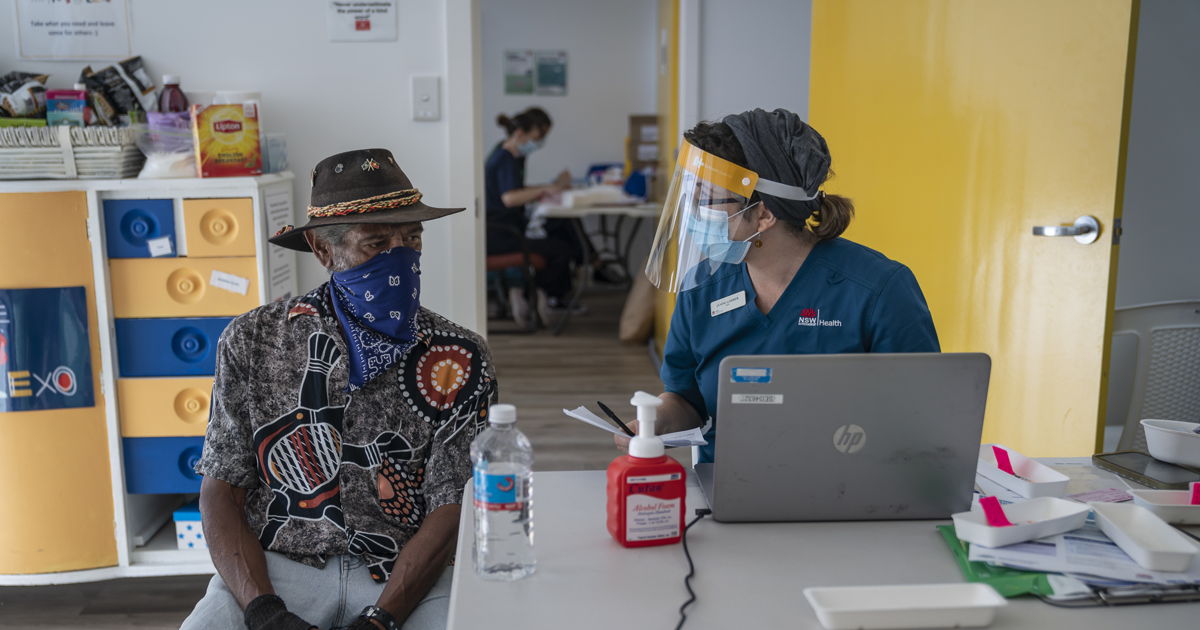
[696,353,991,522]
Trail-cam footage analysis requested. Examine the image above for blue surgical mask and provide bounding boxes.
[684,203,762,266]
[518,139,543,155]
[329,247,422,390]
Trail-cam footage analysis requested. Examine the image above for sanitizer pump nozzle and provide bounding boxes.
[628,391,664,459]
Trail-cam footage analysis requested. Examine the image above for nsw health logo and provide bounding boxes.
[798,307,842,328]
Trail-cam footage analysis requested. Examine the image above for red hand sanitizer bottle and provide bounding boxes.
[607,391,686,547]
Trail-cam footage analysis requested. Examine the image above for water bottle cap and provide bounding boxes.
[162,74,180,85]
[489,403,517,424]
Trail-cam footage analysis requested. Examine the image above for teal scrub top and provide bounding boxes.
[661,237,940,463]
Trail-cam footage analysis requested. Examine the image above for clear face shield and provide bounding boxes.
[645,141,822,293]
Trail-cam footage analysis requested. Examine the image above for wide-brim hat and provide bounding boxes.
[269,148,464,252]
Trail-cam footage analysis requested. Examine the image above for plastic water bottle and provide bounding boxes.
[471,403,535,580]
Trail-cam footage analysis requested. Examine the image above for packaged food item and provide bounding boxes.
[136,111,196,178]
[115,56,158,112]
[191,103,263,178]
[76,69,119,126]
[0,72,49,118]
[46,89,87,127]
[84,65,141,116]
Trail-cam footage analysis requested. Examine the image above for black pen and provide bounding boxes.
[596,400,635,437]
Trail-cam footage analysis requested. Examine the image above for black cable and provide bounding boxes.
[675,509,711,630]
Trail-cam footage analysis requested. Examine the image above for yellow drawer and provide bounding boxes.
[183,198,256,257]
[110,257,258,318]
[118,377,213,437]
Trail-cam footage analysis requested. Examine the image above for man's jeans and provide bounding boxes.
[179,552,452,629]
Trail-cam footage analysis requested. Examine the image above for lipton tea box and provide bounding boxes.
[191,103,262,177]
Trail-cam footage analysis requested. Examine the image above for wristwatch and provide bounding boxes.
[360,605,400,630]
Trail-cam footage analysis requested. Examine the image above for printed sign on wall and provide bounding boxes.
[0,287,94,413]
[16,0,132,60]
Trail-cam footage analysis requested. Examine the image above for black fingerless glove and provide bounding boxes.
[244,594,316,630]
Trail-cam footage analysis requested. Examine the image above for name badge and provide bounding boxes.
[710,291,746,317]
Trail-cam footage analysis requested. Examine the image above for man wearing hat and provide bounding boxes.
[182,149,496,630]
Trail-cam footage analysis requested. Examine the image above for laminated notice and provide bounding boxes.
[210,270,250,295]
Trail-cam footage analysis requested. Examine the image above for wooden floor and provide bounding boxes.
[0,286,667,627]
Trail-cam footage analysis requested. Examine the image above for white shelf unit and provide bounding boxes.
[0,174,296,585]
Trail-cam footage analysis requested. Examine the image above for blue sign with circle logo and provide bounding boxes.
[0,287,94,413]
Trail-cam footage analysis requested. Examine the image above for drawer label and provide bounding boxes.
[147,236,174,257]
[210,270,250,295]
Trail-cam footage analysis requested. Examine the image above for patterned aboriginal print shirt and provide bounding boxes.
[196,284,497,582]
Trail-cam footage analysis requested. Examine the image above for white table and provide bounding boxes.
[531,202,661,334]
[448,469,1200,630]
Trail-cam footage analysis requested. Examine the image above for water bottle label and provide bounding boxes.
[474,470,520,511]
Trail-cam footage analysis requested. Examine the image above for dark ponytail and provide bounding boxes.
[808,188,854,241]
[497,107,552,136]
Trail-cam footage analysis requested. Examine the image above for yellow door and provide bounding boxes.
[653,0,681,356]
[0,191,117,573]
[810,0,1136,456]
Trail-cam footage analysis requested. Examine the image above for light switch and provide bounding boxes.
[412,75,441,122]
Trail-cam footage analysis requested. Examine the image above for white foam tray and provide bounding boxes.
[953,497,1089,548]
[803,583,1006,630]
[1142,419,1200,468]
[1130,489,1200,525]
[976,444,1069,498]
[1090,502,1199,572]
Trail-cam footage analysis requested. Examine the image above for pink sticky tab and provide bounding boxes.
[992,445,1017,476]
[980,496,1015,527]
[1190,482,1200,506]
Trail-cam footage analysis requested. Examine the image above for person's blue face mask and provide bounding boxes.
[518,139,543,155]
[684,202,762,265]
[329,247,422,390]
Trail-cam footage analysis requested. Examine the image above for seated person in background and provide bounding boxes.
[183,149,497,630]
[485,106,585,324]
[619,108,939,461]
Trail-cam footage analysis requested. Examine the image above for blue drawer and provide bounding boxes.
[123,437,204,494]
[115,317,232,377]
[103,199,176,258]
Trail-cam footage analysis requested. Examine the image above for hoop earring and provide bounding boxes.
[753,239,764,248]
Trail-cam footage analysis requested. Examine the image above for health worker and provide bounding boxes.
[622,108,940,463]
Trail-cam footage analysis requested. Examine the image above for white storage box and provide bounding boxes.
[976,444,1069,498]
[1142,419,1200,468]
[803,583,1006,630]
[173,501,206,551]
[953,497,1089,548]
[1129,489,1200,525]
[1090,502,1197,572]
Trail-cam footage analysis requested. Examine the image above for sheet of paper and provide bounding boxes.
[968,520,1200,585]
[562,406,707,447]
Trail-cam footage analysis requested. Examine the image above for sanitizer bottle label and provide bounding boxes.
[624,473,683,541]
[474,469,520,510]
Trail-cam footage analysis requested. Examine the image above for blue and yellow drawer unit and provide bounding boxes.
[107,197,262,495]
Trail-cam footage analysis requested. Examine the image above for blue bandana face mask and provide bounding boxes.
[329,247,422,391]
[684,202,763,266]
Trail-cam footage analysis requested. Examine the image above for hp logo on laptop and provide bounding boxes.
[833,424,867,454]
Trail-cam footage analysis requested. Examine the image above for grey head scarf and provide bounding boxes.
[723,108,831,225]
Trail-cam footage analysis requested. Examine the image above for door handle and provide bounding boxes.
[1032,215,1101,244]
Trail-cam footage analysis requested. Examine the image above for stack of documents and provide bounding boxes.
[561,406,706,448]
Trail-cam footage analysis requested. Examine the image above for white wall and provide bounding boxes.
[1113,0,1200,308]
[480,0,657,184]
[697,0,811,124]
[1,0,483,330]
